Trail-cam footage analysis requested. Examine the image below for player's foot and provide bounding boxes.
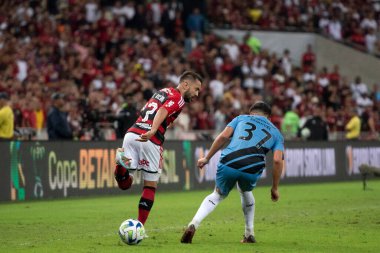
[115,148,131,168]
[241,235,256,243]
[181,224,196,244]
[114,165,133,190]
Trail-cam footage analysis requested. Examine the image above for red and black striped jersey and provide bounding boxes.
[128,87,185,146]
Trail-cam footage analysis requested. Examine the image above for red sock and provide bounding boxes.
[138,186,156,225]
[114,165,132,190]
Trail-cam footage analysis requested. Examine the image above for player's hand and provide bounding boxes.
[135,130,156,142]
[197,157,209,169]
[271,187,279,202]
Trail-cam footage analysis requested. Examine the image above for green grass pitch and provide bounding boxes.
[1,181,379,253]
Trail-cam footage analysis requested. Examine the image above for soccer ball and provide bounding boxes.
[118,219,145,245]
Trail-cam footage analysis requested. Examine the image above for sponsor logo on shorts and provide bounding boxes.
[139,159,150,167]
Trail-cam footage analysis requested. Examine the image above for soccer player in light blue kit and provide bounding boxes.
[181,101,284,244]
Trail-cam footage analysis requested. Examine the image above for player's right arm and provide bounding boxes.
[197,126,234,169]
[136,107,168,142]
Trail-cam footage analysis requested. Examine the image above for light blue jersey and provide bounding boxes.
[216,115,284,195]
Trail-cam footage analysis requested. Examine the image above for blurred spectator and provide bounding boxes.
[345,108,361,140]
[85,0,99,23]
[317,67,330,88]
[191,101,214,130]
[374,83,380,108]
[269,105,282,130]
[148,0,163,25]
[186,8,205,38]
[114,99,138,139]
[365,28,378,53]
[213,102,227,133]
[301,44,316,72]
[361,107,379,140]
[303,68,316,83]
[223,36,240,63]
[329,65,341,86]
[47,0,59,15]
[299,106,328,141]
[0,92,14,140]
[350,76,368,100]
[325,106,338,140]
[246,34,262,54]
[209,72,224,102]
[184,31,199,55]
[360,12,377,31]
[47,93,73,140]
[112,1,135,27]
[281,49,292,77]
[356,91,373,115]
[251,59,268,92]
[174,105,191,139]
[281,107,300,140]
[30,97,46,138]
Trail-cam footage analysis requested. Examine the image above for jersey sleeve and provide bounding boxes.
[226,116,240,130]
[162,94,183,116]
[272,131,285,152]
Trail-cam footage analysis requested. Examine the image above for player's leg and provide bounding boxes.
[189,188,225,228]
[138,179,158,225]
[114,133,138,190]
[237,173,260,243]
[237,183,256,243]
[181,165,237,243]
[180,188,225,244]
[137,143,162,225]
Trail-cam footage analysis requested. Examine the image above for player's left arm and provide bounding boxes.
[198,126,234,169]
[136,107,169,142]
[271,133,285,202]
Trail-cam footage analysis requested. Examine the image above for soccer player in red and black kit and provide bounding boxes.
[114,71,203,226]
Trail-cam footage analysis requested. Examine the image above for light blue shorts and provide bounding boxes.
[215,164,263,196]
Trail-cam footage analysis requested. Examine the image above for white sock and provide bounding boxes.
[239,189,255,237]
[189,190,224,229]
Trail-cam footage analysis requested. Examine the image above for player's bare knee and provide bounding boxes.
[143,180,158,189]
[215,187,226,199]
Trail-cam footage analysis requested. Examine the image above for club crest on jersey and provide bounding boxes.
[166,100,175,107]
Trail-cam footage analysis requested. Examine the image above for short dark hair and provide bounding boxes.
[179,71,203,84]
[249,101,271,116]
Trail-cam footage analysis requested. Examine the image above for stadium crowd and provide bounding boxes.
[0,0,379,141]
[208,0,380,55]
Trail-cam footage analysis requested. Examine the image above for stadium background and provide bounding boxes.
[1,0,380,202]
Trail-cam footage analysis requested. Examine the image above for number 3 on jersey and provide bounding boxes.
[239,122,256,140]
[141,102,158,122]
[239,122,272,148]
